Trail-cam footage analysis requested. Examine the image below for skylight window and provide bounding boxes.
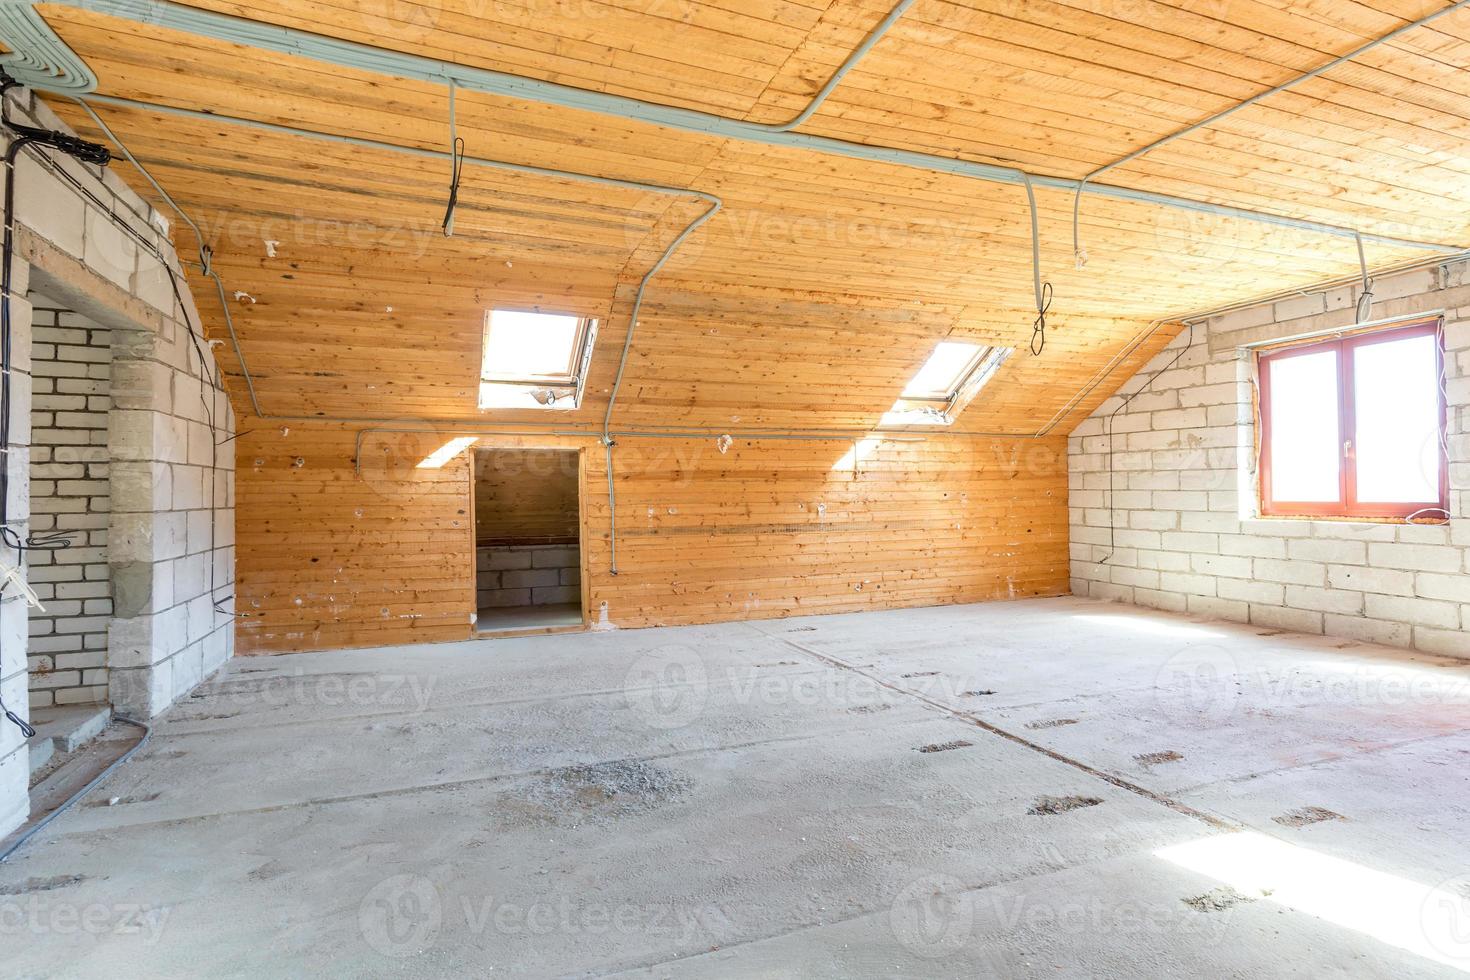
[884,341,1011,426]
[903,342,987,400]
[479,309,598,411]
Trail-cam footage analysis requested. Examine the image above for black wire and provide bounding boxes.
[0,81,237,744]
[442,136,464,236]
[18,98,234,616]
[1099,322,1196,565]
[1030,281,1053,356]
[0,77,114,737]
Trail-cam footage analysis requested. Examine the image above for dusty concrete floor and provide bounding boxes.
[476,602,584,633]
[5,596,1470,978]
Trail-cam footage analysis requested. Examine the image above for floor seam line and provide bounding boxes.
[751,623,1239,832]
[1167,724,1470,797]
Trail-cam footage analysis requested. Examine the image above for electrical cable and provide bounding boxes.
[0,75,111,737]
[1069,0,1470,268]
[65,95,246,617]
[0,698,33,739]
[1,78,108,560]
[1019,172,1053,356]
[443,137,464,237]
[0,715,149,863]
[1098,321,1196,565]
[1032,281,1053,357]
[1354,231,1375,324]
[68,96,262,418]
[7,78,237,637]
[442,80,462,237]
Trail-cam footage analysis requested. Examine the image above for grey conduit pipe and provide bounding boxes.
[68,96,266,417]
[757,0,918,133]
[1070,0,1470,265]
[0,0,1459,257]
[72,93,722,576]
[74,93,723,429]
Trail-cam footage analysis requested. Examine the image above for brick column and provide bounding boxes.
[107,305,234,717]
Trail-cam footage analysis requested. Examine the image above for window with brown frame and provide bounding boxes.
[1258,317,1447,520]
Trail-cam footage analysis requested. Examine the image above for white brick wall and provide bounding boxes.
[27,304,111,707]
[0,86,238,835]
[1070,259,1470,658]
[477,545,580,608]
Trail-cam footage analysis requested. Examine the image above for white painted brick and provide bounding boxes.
[1284,585,1363,616]
[1133,589,1188,613]
[1087,582,1134,604]
[1136,550,1191,572]
[1327,564,1414,597]
[1253,558,1326,586]
[1273,293,1326,321]
[1107,566,1159,590]
[1069,266,1470,659]
[1219,536,1286,559]
[1368,542,1463,573]
[1415,572,1470,604]
[1287,539,1367,564]
[1158,572,1216,596]
[1364,593,1460,630]
[1413,627,1470,660]
[1249,604,1324,635]
[1323,614,1412,649]
[1186,595,1248,622]
[1217,579,1285,605]
[1190,554,1251,579]
[1182,511,1239,533]
[1309,521,1397,542]
[1152,408,1207,430]
[1160,531,1218,554]
[1239,518,1314,538]
[1129,511,1178,531]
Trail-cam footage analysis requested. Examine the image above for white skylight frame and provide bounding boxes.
[478,309,599,411]
[902,342,992,401]
[884,342,1012,426]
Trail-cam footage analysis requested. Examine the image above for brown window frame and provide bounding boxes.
[1258,316,1448,520]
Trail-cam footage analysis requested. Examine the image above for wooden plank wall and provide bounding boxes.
[236,424,1069,654]
[474,449,580,545]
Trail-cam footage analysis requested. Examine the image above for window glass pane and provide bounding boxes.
[1353,334,1440,503]
[903,342,981,397]
[1267,349,1341,503]
[483,311,580,379]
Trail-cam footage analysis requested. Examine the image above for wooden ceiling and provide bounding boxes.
[30,0,1470,431]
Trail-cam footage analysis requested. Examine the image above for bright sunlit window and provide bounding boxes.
[904,342,986,398]
[479,309,597,411]
[1259,317,1446,519]
[884,342,1011,426]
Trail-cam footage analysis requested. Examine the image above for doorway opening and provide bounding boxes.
[472,448,583,634]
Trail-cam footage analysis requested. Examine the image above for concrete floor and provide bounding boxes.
[476,602,583,633]
[5,596,1470,977]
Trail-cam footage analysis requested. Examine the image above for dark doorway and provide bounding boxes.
[472,448,582,633]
